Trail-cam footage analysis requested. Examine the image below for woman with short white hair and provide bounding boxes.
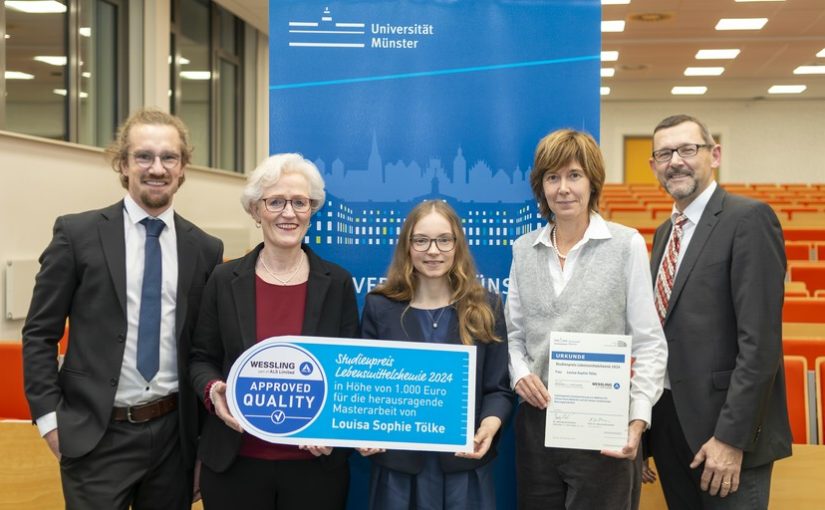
[190,153,359,509]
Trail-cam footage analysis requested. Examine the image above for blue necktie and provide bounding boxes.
[137,218,165,382]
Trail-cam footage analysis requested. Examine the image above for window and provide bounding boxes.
[170,0,243,172]
[2,0,126,145]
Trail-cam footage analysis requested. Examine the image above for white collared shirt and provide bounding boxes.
[36,196,180,437]
[506,213,667,426]
[666,180,717,274]
[117,195,179,405]
[659,180,717,389]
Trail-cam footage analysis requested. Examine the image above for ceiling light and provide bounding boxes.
[600,87,611,96]
[793,65,825,75]
[4,34,9,39]
[6,1,67,13]
[34,55,67,66]
[602,0,631,4]
[818,48,825,58]
[601,20,626,33]
[79,27,91,37]
[715,18,768,31]
[684,67,725,76]
[601,68,615,77]
[768,85,806,94]
[82,71,91,78]
[53,89,88,98]
[671,86,707,95]
[5,71,35,80]
[180,71,211,80]
[601,51,619,62]
[167,56,191,65]
[696,49,740,60]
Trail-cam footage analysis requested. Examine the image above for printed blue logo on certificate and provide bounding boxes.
[231,343,327,436]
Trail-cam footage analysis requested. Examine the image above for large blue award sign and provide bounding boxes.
[226,336,476,451]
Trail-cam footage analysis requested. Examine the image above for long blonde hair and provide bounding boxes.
[372,200,500,346]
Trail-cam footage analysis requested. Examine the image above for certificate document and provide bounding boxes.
[544,331,631,451]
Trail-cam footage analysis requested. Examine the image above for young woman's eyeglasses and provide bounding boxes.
[260,196,313,213]
[651,143,712,163]
[410,236,456,252]
[130,151,182,170]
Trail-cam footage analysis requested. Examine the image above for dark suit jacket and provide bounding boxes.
[360,292,513,474]
[650,186,791,468]
[190,243,360,472]
[22,201,223,464]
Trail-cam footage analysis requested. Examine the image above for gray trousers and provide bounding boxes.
[650,390,773,510]
[59,410,190,510]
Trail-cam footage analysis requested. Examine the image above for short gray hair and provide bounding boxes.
[653,114,716,146]
[240,153,326,216]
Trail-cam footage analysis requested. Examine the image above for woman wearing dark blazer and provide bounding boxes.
[190,154,359,510]
[359,200,513,510]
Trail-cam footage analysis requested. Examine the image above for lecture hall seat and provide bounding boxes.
[816,357,825,444]
[785,241,812,262]
[788,265,825,295]
[785,281,809,297]
[783,355,810,444]
[0,342,30,420]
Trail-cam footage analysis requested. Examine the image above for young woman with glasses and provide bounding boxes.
[358,200,513,510]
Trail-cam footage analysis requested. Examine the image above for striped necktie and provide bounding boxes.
[654,213,689,324]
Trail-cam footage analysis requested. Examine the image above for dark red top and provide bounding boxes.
[237,276,313,461]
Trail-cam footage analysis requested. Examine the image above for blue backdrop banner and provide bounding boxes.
[269,1,600,506]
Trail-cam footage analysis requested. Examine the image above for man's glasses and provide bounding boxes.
[410,235,457,252]
[130,151,182,170]
[651,143,712,163]
[261,196,313,213]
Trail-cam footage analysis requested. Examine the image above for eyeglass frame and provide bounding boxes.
[260,196,315,213]
[410,235,457,252]
[129,151,183,170]
[651,143,713,164]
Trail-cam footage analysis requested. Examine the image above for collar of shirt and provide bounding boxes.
[670,180,717,226]
[123,194,176,233]
[532,212,612,251]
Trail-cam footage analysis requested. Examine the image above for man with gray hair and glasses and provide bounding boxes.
[645,114,791,509]
[22,108,223,509]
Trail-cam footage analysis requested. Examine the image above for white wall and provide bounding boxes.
[601,99,825,184]
[0,131,255,340]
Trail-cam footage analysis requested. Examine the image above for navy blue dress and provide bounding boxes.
[368,306,497,510]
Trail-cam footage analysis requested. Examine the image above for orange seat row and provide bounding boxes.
[0,323,68,420]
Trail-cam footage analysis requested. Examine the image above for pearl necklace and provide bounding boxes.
[550,225,567,260]
[259,252,304,285]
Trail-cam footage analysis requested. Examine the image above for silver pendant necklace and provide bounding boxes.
[259,252,304,285]
[425,307,448,329]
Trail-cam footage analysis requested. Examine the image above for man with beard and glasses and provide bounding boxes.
[22,109,223,509]
[645,114,791,510]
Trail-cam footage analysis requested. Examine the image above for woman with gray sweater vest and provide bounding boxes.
[505,129,667,510]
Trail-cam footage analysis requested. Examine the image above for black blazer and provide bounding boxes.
[360,291,513,474]
[650,186,792,468]
[190,243,360,472]
[22,201,223,464]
